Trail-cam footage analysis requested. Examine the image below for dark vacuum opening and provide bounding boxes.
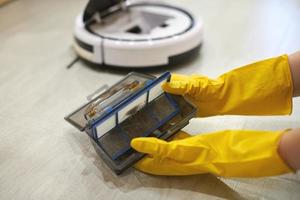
[126,25,142,34]
[160,23,168,28]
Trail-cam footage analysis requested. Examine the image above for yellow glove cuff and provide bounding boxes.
[132,130,294,177]
[163,55,294,117]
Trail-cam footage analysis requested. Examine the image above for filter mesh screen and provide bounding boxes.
[151,94,176,122]
[120,107,158,139]
[99,128,129,159]
[98,93,178,160]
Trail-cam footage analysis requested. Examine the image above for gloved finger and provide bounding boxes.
[131,137,170,157]
[162,74,213,98]
[131,137,209,162]
[134,156,211,176]
[162,74,191,95]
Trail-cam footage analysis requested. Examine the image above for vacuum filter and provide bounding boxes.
[65,72,196,174]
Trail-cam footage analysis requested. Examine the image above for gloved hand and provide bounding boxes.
[162,55,294,117]
[132,130,294,177]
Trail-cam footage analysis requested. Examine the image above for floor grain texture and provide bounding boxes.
[0,0,299,199]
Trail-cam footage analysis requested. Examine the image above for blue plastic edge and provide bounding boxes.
[92,72,172,138]
[110,93,179,160]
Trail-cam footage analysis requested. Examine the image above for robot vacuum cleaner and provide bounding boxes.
[74,0,203,68]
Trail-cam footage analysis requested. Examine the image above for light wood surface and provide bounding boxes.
[0,0,299,199]
[0,0,11,6]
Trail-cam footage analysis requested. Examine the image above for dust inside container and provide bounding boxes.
[64,72,155,133]
[65,72,197,174]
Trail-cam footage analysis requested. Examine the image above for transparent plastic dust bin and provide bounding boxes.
[65,72,196,174]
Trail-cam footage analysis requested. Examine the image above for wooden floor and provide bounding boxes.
[0,0,299,199]
[0,0,12,6]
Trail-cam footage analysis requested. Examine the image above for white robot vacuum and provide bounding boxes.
[74,0,203,68]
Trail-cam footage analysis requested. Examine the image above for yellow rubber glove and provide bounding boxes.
[132,130,294,177]
[162,55,293,117]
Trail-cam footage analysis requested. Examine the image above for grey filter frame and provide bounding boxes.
[65,72,196,174]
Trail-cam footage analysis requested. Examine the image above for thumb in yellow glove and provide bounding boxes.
[162,55,293,117]
[131,130,294,177]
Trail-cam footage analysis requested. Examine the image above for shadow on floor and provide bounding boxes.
[72,47,202,76]
[67,129,247,200]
